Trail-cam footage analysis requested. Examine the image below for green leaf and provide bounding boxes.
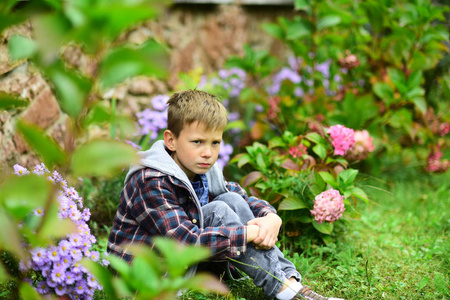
[7,34,37,61]
[16,120,67,168]
[407,70,423,89]
[387,68,407,94]
[294,0,310,11]
[153,238,211,278]
[71,139,139,177]
[312,144,327,160]
[388,109,413,129]
[39,201,78,241]
[278,197,308,210]
[0,209,26,260]
[373,83,394,103]
[19,282,41,300]
[237,154,251,168]
[312,221,333,234]
[0,92,29,110]
[411,97,427,115]
[268,136,286,149]
[256,152,267,171]
[337,169,358,186]
[305,132,326,145]
[0,174,51,220]
[130,256,160,292]
[286,19,313,40]
[317,15,341,31]
[262,23,284,40]
[42,59,92,119]
[351,187,369,204]
[318,172,337,188]
[80,258,119,300]
[0,12,26,34]
[99,40,169,89]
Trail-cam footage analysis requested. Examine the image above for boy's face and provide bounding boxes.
[164,121,223,181]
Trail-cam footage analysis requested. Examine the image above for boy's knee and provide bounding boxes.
[213,192,247,212]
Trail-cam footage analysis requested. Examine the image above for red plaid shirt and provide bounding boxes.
[107,167,276,262]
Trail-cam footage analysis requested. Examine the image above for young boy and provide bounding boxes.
[107,90,343,300]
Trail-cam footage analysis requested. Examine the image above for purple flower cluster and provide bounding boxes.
[327,125,355,156]
[15,163,109,299]
[267,56,341,98]
[310,189,345,224]
[208,68,247,98]
[216,142,234,170]
[136,94,169,142]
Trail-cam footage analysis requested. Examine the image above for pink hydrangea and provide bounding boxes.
[327,125,355,156]
[289,144,308,158]
[426,146,450,173]
[346,130,375,161]
[310,189,345,224]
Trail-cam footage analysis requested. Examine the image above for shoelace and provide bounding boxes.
[297,286,328,300]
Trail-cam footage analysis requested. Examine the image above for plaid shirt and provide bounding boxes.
[107,167,276,262]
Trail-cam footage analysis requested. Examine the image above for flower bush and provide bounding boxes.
[14,163,108,299]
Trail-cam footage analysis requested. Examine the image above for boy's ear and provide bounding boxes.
[163,130,176,151]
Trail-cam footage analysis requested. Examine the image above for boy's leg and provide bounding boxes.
[202,192,301,298]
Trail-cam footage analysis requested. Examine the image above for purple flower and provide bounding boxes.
[90,250,100,262]
[51,265,66,284]
[151,94,169,111]
[86,274,99,289]
[31,247,47,266]
[74,279,88,295]
[35,280,50,294]
[33,163,50,175]
[81,208,91,222]
[58,240,71,257]
[33,208,44,217]
[70,248,83,262]
[228,111,240,122]
[65,271,76,285]
[54,284,67,296]
[14,164,29,176]
[48,246,61,262]
[216,142,233,169]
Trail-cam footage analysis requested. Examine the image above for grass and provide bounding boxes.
[180,170,450,300]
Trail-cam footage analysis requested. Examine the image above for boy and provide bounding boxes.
[107,90,343,300]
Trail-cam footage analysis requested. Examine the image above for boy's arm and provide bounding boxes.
[226,181,282,249]
[127,174,248,260]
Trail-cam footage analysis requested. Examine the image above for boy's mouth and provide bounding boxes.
[198,163,210,168]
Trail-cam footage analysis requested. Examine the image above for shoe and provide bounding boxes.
[291,286,344,300]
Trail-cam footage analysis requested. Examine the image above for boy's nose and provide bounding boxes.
[202,147,212,158]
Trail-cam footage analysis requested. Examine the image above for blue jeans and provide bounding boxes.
[202,192,301,298]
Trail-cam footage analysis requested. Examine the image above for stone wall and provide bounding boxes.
[0,3,294,173]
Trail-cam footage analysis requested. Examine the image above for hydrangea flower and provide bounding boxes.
[327,125,355,156]
[136,94,169,142]
[311,189,345,224]
[289,144,308,158]
[14,163,109,299]
[346,130,375,161]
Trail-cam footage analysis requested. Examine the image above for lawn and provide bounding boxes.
[180,169,450,300]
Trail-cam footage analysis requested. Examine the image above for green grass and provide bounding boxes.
[180,171,450,300]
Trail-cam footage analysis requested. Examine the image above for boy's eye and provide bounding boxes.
[212,141,221,146]
[193,140,201,144]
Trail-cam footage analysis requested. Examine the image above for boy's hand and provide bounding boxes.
[247,213,282,250]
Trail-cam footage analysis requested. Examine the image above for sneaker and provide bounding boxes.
[291,286,344,300]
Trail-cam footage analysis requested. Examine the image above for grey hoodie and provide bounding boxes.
[124,140,230,229]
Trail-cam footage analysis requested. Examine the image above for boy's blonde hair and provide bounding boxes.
[167,89,228,137]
